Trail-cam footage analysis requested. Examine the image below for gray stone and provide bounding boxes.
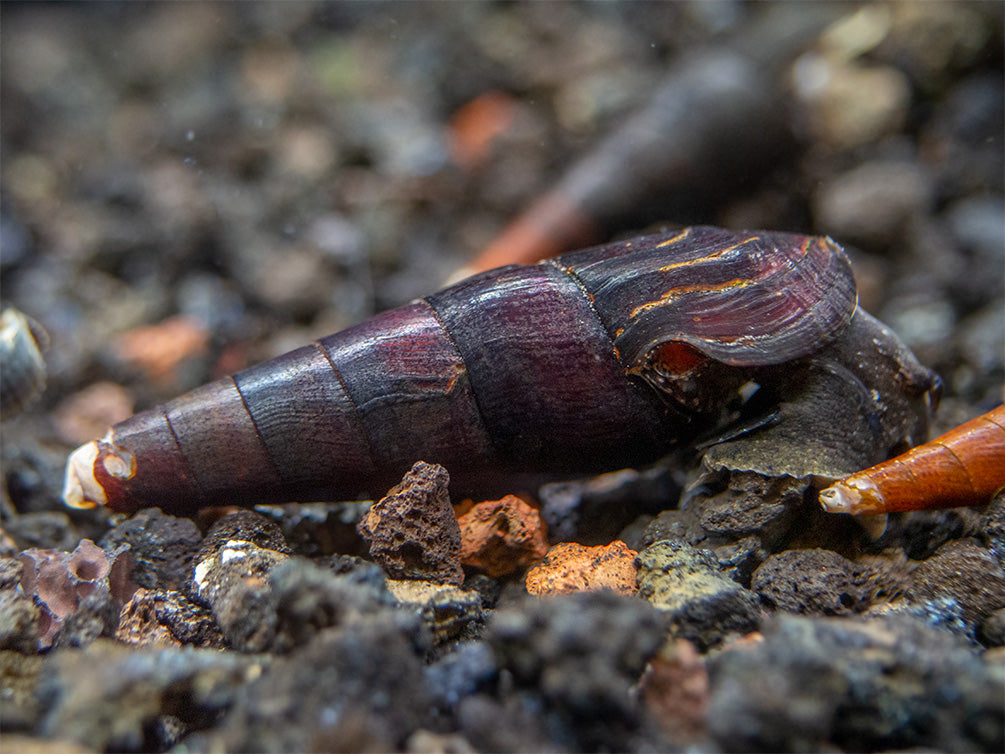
[707,614,1004,752]
[636,540,761,648]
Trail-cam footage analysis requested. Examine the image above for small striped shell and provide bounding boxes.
[1,307,48,416]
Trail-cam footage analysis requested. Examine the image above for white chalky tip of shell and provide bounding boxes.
[63,441,106,509]
[818,483,859,514]
[819,477,886,516]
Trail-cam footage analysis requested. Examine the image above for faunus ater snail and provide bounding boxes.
[62,226,939,517]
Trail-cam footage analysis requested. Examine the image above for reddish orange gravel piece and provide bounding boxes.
[525,541,638,596]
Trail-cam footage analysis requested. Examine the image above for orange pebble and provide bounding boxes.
[458,495,548,578]
[525,540,638,596]
[114,314,209,385]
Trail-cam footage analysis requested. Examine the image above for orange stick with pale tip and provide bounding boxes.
[819,404,1005,515]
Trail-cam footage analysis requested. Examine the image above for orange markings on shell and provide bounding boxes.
[650,341,708,376]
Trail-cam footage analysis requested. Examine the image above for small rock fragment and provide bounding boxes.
[681,471,808,550]
[639,509,690,549]
[636,540,761,649]
[17,539,136,649]
[387,579,483,643]
[358,462,463,585]
[458,495,548,577]
[904,538,1005,629]
[192,539,289,651]
[198,509,292,561]
[55,589,121,649]
[639,639,710,743]
[116,588,182,647]
[883,506,982,561]
[711,536,767,585]
[145,590,225,649]
[525,540,638,596]
[101,508,202,591]
[979,489,1005,567]
[752,548,870,615]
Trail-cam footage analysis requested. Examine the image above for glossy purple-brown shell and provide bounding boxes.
[63,225,858,514]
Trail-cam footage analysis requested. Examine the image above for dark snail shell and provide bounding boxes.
[1,307,49,416]
[62,226,913,517]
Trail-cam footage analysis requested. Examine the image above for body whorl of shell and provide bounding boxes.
[552,226,857,370]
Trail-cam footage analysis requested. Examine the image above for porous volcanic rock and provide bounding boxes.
[198,510,293,561]
[636,540,761,649]
[192,539,289,651]
[100,508,203,591]
[116,587,226,649]
[386,579,483,643]
[707,613,1005,752]
[904,538,1005,629]
[525,540,638,596]
[751,548,871,615]
[358,462,464,585]
[458,495,548,577]
[17,539,136,649]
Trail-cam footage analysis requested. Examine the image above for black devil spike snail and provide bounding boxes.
[63,226,939,517]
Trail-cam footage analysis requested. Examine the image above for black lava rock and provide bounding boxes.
[752,548,870,615]
[101,508,202,591]
[706,613,1005,753]
[480,590,669,751]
